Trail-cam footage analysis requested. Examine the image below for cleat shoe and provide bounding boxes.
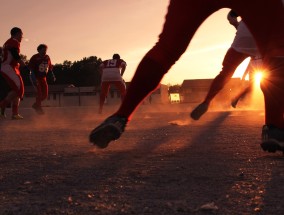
[260,125,284,153]
[0,113,7,119]
[231,98,239,108]
[32,103,44,115]
[11,114,24,120]
[190,102,209,120]
[261,125,269,141]
[89,115,128,148]
[261,139,283,153]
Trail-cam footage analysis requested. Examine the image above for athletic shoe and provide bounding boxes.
[11,114,24,120]
[32,103,44,115]
[231,98,239,108]
[190,102,209,120]
[0,113,6,119]
[261,125,284,153]
[89,115,128,148]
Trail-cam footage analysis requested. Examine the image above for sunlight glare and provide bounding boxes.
[254,71,263,87]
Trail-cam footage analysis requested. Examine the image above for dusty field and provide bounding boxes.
[0,105,283,215]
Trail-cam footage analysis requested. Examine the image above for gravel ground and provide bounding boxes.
[0,105,283,215]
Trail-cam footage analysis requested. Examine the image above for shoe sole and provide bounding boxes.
[190,107,208,120]
[261,139,284,153]
[89,124,121,149]
[231,101,237,108]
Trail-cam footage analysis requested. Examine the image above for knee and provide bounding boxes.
[146,42,187,72]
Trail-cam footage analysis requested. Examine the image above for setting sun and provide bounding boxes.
[254,71,263,86]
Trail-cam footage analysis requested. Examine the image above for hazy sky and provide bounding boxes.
[0,0,249,85]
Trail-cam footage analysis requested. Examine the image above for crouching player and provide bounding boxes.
[98,54,126,114]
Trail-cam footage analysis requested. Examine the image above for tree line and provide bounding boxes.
[21,55,102,87]
[20,54,182,93]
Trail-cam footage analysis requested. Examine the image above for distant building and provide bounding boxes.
[149,84,169,104]
[180,78,246,106]
[169,93,180,103]
[21,82,169,107]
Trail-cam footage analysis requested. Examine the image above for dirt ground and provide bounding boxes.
[0,104,283,215]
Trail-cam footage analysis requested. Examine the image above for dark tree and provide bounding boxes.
[22,56,102,87]
[20,54,31,86]
[52,60,73,85]
[168,84,181,94]
[70,56,102,87]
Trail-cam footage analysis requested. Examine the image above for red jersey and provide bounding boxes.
[28,53,53,78]
[100,59,126,82]
[0,47,2,70]
[1,38,20,70]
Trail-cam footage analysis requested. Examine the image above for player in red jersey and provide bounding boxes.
[0,46,9,119]
[0,47,2,65]
[0,27,28,120]
[28,44,55,115]
[98,54,126,114]
[90,0,284,153]
[0,46,5,118]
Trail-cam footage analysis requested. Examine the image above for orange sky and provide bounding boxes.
[0,0,249,85]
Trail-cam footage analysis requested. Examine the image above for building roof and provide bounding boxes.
[181,78,241,89]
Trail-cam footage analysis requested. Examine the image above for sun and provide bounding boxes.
[254,71,263,86]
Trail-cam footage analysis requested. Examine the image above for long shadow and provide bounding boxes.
[3,110,279,214]
[0,123,184,213]
[3,113,228,212]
